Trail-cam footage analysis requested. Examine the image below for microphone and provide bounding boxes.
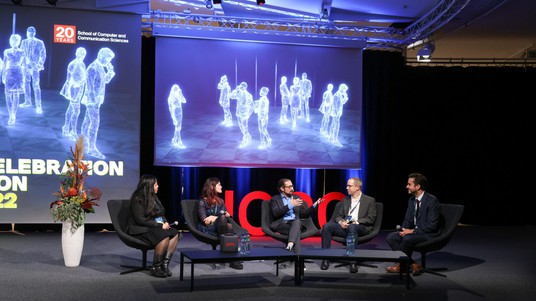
[220,210,232,218]
[396,225,402,231]
[170,221,179,226]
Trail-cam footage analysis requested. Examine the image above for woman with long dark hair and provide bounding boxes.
[129,174,181,277]
[198,177,243,269]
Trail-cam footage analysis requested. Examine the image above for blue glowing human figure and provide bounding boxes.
[20,26,46,114]
[329,83,349,147]
[254,86,272,149]
[60,47,87,141]
[168,84,187,149]
[81,47,115,159]
[218,74,232,126]
[299,72,312,122]
[279,75,290,124]
[289,76,301,130]
[230,81,254,148]
[319,83,333,136]
[2,34,26,126]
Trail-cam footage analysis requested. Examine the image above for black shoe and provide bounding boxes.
[150,266,168,278]
[229,261,243,270]
[320,260,329,270]
[350,263,358,273]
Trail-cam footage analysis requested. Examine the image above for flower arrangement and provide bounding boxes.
[50,136,102,233]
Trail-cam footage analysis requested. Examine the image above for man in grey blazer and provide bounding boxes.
[320,177,377,273]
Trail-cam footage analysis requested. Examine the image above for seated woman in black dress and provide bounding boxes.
[128,174,181,277]
[197,177,243,270]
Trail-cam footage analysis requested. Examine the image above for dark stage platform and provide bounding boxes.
[0,225,535,301]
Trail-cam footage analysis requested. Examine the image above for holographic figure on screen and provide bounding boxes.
[299,72,312,122]
[329,83,349,147]
[60,47,87,141]
[81,47,115,159]
[168,84,186,149]
[279,75,290,124]
[230,81,254,148]
[2,34,25,126]
[254,86,272,150]
[319,83,333,137]
[20,26,46,114]
[289,76,301,130]
[218,75,232,126]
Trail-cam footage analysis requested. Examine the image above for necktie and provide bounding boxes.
[414,199,420,225]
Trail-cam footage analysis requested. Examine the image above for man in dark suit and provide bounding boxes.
[385,172,441,275]
[320,177,377,273]
[269,178,323,253]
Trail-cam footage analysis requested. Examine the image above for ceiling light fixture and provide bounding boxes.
[417,43,435,62]
[205,0,213,9]
[321,8,329,19]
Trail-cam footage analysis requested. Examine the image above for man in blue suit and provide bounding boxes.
[386,172,441,275]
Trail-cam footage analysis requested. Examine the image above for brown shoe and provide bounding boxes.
[411,263,423,275]
[386,263,400,273]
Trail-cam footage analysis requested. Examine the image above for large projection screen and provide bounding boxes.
[154,36,363,169]
[0,5,141,223]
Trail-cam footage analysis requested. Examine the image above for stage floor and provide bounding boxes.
[1,225,535,301]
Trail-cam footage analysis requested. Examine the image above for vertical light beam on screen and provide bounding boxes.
[12,13,16,34]
[294,59,298,78]
[255,56,258,96]
[274,62,278,106]
[234,59,238,87]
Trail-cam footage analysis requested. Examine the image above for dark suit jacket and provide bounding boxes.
[269,194,315,230]
[127,195,168,235]
[334,194,377,233]
[401,191,441,236]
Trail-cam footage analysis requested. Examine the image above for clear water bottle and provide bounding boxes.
[346,233,356,255]
[244,233,251,255]
[239,233,248,255]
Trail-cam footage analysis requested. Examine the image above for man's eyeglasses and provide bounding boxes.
[284,185,294,188]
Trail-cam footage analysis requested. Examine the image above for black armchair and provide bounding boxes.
[260,200,319,249]
[329,201,383,268]
[107,199,153,275]
[414,203,464,277]
[181,199,247,250]
[329,201,384,246]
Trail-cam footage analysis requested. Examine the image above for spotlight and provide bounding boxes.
[257,0,265,5]
[417,43,435,62]
[11,0,22,5]
[47,0,57,6]
[205,0,213,9]
[321,8,329,19]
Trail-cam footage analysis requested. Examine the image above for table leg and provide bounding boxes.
[190,262,195,291]
[180,253,184,281]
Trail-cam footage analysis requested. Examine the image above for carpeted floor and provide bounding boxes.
[0,225,535,301]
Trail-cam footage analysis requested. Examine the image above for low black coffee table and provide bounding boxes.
[180,248,298,291]
[298,248,411,289]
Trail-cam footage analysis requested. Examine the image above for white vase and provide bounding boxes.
[61,220,85,267]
